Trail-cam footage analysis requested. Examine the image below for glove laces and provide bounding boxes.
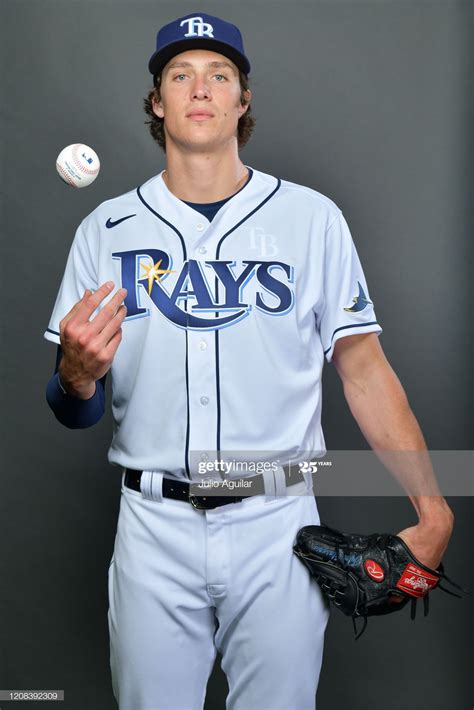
[352,561,469,641]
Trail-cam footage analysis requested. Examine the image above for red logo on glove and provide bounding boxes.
[395,563,439,597]
[364,559,385,581]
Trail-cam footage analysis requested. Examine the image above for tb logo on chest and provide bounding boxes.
[112,249,294,330]
[249,227,279,256]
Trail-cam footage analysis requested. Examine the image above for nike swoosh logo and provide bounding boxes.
[106,214,136,228]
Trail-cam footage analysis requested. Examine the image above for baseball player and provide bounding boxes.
[44,12,454,710]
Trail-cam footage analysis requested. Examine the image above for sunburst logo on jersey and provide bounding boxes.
[140,258,175,296]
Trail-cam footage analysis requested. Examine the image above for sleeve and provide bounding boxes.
[316,211,382,363]
[43,220,98,345]
[46,372,106,429]
[45,345,107,429]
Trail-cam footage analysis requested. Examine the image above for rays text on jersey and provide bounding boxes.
[112,249,295,330]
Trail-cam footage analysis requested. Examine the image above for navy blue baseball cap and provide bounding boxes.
[148,12,251,78]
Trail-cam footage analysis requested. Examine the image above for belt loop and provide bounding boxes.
[140,471,164,502]
[262,467,276,503]
[300,465,315,494]
[274,465,288,498]
[121,468,127,490]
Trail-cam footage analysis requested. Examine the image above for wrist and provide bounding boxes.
[57,372,96,400]
[417,497,454,530]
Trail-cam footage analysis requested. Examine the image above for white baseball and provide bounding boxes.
[55,143,100,188]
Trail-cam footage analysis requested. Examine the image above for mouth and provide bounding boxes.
[187,112,214,121]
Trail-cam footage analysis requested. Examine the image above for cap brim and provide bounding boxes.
[148,38,250,77]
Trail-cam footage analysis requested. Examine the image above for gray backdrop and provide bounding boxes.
[1,1,472,709]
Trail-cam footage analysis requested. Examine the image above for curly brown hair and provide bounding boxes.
[143,71,256,153]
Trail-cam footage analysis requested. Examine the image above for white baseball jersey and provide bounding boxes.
[44,166,382,477]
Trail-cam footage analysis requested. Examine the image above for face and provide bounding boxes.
[152,49,251,153]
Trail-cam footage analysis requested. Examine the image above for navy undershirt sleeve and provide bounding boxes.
[45,175,254,429]
[45,345,107,429]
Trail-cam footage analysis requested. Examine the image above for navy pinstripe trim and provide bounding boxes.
[184,299,191,480]
[323,322,380,355]
[214,327,222,456]
[46,327,60,336]
[215,179,282,258]
[136,184,191,479]
[137,186,187,257]
[214,178,282,455]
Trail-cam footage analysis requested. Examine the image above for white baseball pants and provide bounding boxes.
[107,470,330,710]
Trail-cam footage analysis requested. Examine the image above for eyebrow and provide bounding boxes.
[165,60,236,73]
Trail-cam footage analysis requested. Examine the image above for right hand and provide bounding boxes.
[58,281,128,399]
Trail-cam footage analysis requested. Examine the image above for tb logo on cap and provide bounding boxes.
[180,16,214,38]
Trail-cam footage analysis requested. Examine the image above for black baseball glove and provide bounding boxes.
[293,523,466,639]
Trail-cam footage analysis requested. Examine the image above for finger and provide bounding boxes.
[60,288,91,329]
[75,281,116,324]
[87,288,127,336]
[388,593,405,604]
[101,327,123,362]
[92,304,127,349]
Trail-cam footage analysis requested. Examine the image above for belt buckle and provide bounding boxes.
[188,483,243,510]
[188,482,216,510]
[189,494,245,510]
[189,494,214,510]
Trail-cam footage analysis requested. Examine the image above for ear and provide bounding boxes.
[238,88,252,117]
[152,94,164,119]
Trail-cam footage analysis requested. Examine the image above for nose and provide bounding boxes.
[191,75,211,100]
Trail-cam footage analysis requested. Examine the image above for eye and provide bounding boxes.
[174,73,187,81]
[214,74,228,81]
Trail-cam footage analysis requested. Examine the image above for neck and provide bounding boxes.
[161,144,248,203]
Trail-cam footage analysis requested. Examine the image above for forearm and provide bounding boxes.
[342,361,453,526]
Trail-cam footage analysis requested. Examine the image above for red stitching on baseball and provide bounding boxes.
[72,144,99,176]
[56,162,77,187]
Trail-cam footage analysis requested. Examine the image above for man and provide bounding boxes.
[44,12,454,710]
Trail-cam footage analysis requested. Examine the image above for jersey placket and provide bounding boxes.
[186,218,221,479]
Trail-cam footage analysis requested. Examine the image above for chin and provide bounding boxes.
[171,131,234,153]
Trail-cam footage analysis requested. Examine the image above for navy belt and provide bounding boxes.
[124,467,306,510]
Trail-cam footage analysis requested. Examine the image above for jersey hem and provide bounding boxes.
[324,323,382,363]
[44,329,60,345]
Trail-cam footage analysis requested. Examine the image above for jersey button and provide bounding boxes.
[199,340,207,351]
[198,246,207,254]
[200,396,209,406]
[196,223,205,232]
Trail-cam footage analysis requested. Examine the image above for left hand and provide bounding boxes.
[388,515,454,605]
